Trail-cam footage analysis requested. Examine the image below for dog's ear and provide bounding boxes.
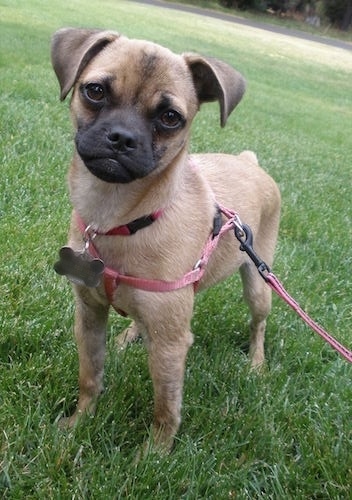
[51,28,120,100]
[184,54,246,127]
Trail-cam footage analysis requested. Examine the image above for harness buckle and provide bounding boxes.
[193,259,203,270]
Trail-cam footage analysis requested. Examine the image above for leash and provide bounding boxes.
[227,207,352,364]
[265,273,352,363]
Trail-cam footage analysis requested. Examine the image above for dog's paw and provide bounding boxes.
[115,322,141,350]
[57,414,79,429]
[134,430,174,464]
[249,352,266,372]
[56,404,96,429]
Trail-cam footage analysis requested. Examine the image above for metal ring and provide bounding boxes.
[84,224,97,242]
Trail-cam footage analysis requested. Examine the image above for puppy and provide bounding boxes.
[51,28,280,451]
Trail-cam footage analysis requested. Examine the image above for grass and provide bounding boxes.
[1,0,352,497]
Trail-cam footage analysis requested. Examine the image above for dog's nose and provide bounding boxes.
[108,127,137,153]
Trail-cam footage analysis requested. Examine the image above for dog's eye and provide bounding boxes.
[84,83,105,103]
[159,110,183,129]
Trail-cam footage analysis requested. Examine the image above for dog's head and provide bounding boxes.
[51,28,246,184]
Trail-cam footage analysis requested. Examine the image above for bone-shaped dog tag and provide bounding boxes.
[54,246,105,287]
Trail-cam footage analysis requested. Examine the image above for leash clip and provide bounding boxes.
[234,222,271,280]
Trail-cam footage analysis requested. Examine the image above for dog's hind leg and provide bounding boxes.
[240,262,272,369]
[115,320,143,350]
[239,185,280,369]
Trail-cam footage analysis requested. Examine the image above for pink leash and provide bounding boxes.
[265,273,352,363]
[227,205,352,364]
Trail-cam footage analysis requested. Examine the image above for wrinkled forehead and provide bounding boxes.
[80,37,196,107]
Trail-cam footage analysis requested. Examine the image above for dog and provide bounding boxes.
[51,28,281,451]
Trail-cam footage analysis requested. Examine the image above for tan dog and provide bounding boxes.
[51,28,280,451]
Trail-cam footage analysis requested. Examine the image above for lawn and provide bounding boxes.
[1,0,352,497]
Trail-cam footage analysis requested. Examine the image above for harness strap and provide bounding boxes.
[75,209,163,237]
[83,206,238,301]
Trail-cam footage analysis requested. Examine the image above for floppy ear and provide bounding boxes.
[51,28,120,100]
[184,54,246,127]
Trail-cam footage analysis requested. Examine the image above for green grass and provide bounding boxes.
[1,0,352,497]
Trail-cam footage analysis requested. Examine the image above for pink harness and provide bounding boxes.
[76,205,238,301]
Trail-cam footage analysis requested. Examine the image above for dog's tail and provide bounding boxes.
[238,150,258,166]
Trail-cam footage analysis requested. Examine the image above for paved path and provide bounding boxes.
[133,0,352,52]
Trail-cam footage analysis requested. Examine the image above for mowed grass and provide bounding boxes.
[1,0,352,497]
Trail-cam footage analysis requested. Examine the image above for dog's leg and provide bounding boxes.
[142,294,194,452]
[147,329,193,452]
[240,263,272,368]
[59,289,109,427]
[116,320,143,350]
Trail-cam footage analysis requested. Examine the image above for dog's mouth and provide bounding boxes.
[75,127,157,184]
[81,156,149,184]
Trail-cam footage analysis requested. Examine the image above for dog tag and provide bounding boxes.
[54,246,105,287]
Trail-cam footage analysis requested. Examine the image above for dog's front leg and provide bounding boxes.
[148,331,193,452]
[59,287,109,428]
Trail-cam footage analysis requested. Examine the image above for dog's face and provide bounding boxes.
[51,28,246,184]
[71,39,200,184]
